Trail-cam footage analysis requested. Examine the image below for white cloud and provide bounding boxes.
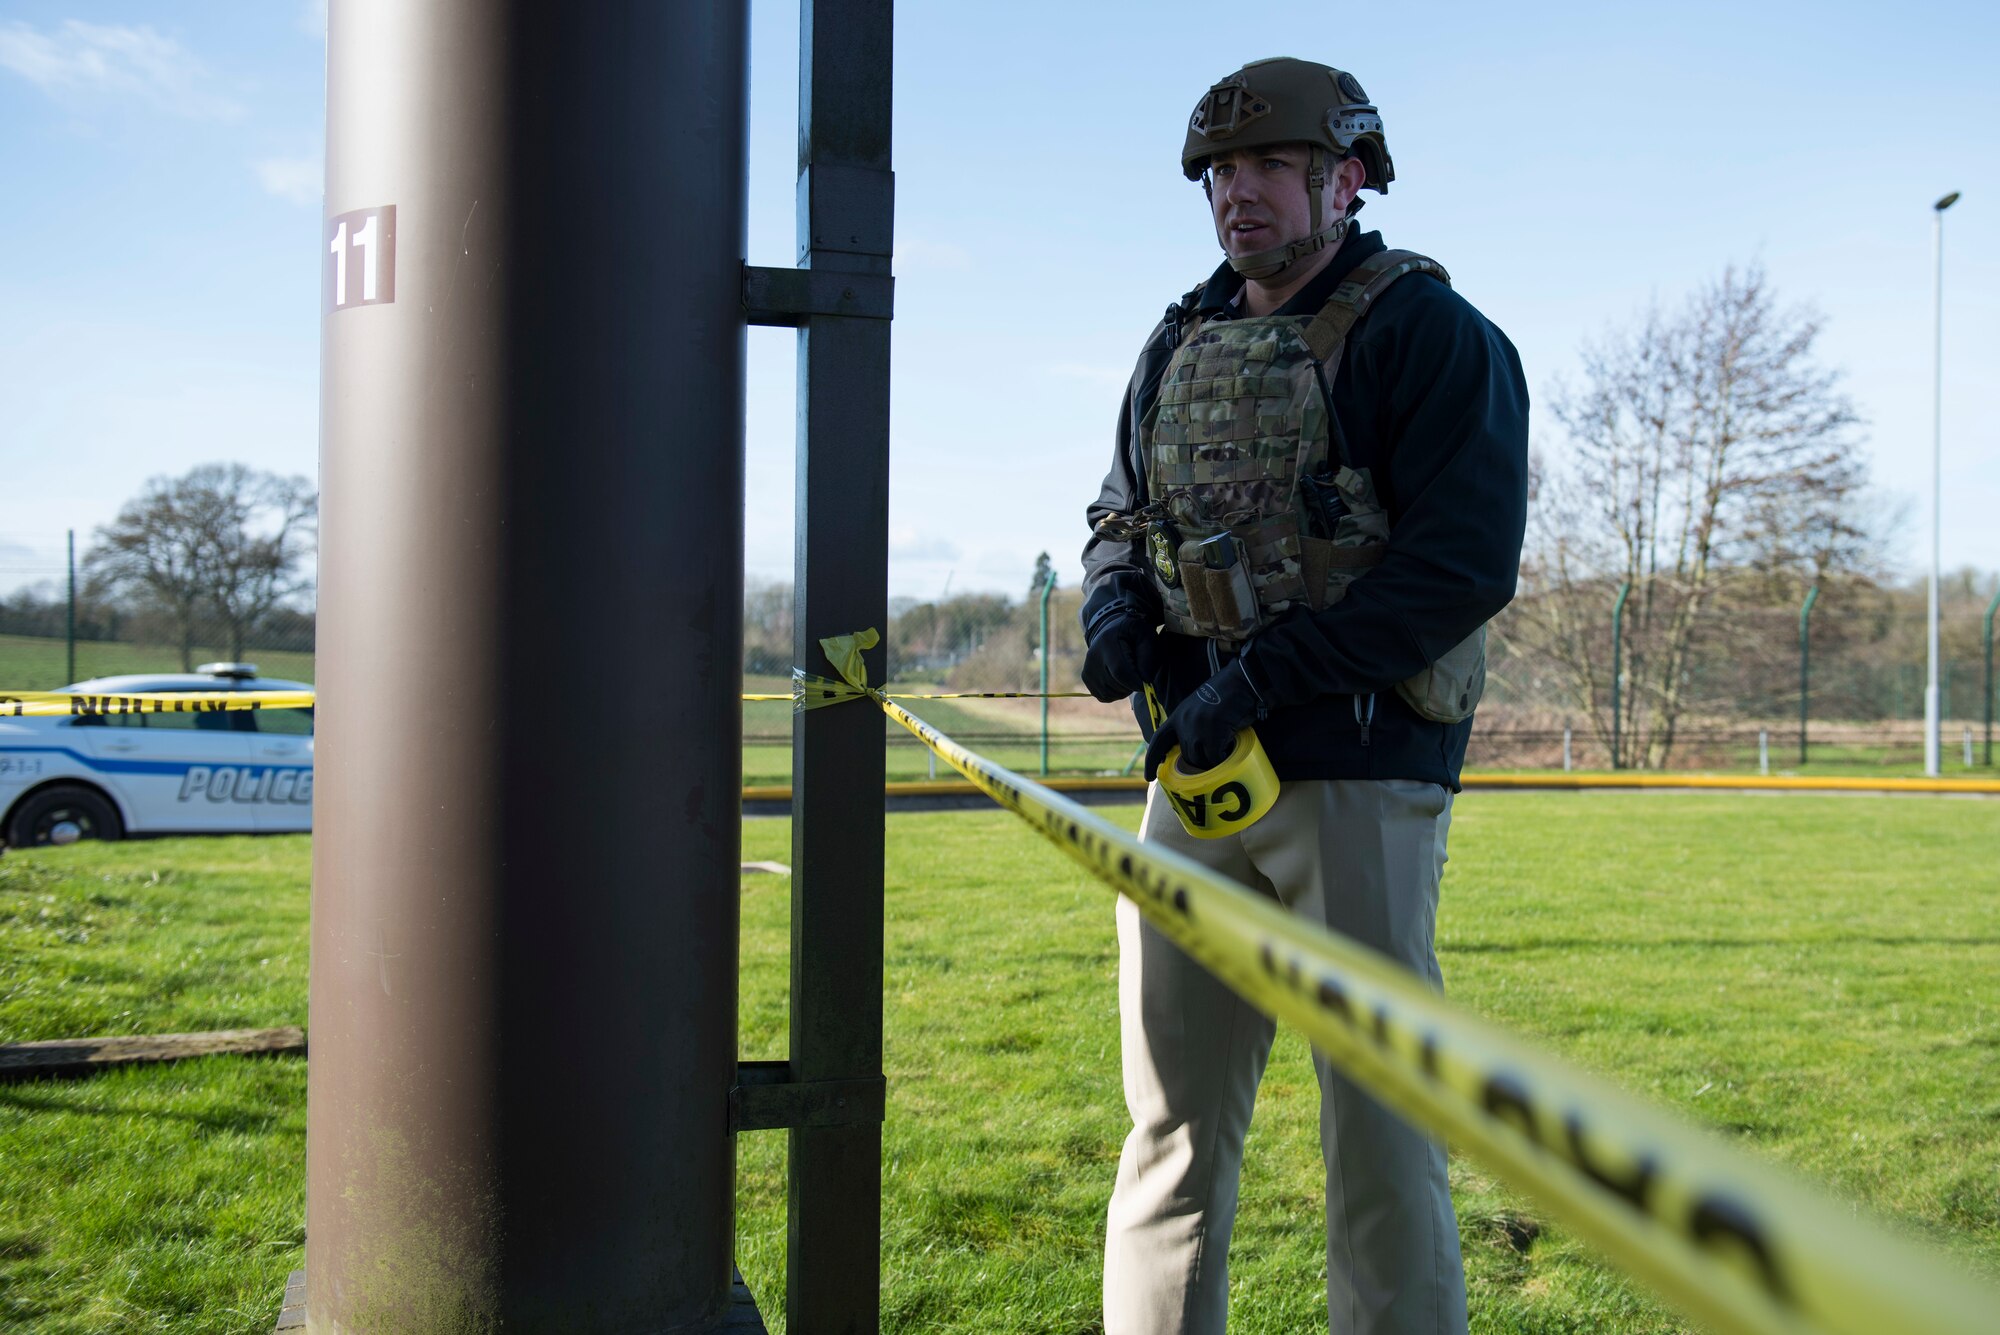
[255,155,322,206]
[893,237,972,274]
[889,526,960,563]
[0,20,241,119]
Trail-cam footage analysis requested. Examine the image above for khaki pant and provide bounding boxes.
[1104,779,1468,1335]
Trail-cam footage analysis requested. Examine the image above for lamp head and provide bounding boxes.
[1935,191,1961,211]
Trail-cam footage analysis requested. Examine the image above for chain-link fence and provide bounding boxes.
[1480,582,2000,773]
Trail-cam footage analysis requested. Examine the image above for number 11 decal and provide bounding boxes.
[325,206,396,312]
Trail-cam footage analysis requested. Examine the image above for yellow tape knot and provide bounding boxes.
[791,628,885,712]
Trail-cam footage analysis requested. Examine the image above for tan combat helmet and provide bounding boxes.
[1182,57,1395,280]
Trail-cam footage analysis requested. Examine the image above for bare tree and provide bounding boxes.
[86,464,318,669]
[1514,265,1866,768]
[198,466,317,659]
[743,576,794,676]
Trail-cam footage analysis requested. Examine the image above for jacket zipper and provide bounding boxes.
[1353,692,1375,747]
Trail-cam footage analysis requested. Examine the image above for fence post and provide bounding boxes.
[1039,568,1055,776]
[1798,584,1818,766]
[1965,727,1974,768]
[1562,725,1572,772]
[64,529,75,685]
[1610,580,1631,770]
[1984,585,1998,766]
[1759,729,1769,775]
[784,1,894,1327]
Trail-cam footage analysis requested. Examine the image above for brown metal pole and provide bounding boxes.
[310,1,748,1329]
[787,1,893,1330]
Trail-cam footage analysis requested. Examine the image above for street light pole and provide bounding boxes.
[1610,580,1631,770]
[1798,584,1819,767]
[1925,190,1959,777]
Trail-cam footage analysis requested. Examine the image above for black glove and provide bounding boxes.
[1144,659,1262,781]
[1081,615,1160,703]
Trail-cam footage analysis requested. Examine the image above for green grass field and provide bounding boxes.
[0,839,310,1334]
[4,793,1999,1332]
[0,633,317,690]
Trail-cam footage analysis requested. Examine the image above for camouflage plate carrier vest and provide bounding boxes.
[1137,248,1485,724]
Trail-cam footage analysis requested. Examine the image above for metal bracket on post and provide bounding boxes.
[730,1061,887,1132]
[742,266,894,325]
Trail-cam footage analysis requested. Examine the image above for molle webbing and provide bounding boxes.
[1135,247,1488,721]
[1140,249,1447,639]
[1301,250,1451,363]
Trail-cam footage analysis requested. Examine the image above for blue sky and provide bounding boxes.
[2,0,1995,603]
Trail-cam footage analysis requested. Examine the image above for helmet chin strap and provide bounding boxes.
[1219,145,1355,282]
[1227,217,1348,281]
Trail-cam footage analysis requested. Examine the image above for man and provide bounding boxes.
[1078,58,1529,1335]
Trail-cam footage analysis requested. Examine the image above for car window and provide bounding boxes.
[77,712,145,729]
[71,695,256,730]
[131,709,250,731]
[254,708,315,736]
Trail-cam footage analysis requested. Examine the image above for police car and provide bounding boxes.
[0,663,314,848]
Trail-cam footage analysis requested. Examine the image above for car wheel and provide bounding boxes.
[5,785,125,848]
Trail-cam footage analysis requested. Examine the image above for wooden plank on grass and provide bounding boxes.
[273,1270,305,1331]
[0,1026,306,1082]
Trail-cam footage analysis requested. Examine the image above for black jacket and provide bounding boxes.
[1079,227,1529,790]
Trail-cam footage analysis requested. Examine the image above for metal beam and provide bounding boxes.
[787,1,893,1330]
[311,1,749,1328]
[743,266,893,325]
[732,1061,888,1132]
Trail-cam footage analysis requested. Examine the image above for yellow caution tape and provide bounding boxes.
[745,672,1096,709]
[3,684,1086,714]
[10,647,1999,1329]
[820,627,879,694]
[819,631,2000,1335]
[0,691,317,718]
[13,682,1993,807]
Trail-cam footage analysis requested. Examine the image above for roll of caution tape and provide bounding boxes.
[808,631,1999,1335]
[1157,726,1279,839]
